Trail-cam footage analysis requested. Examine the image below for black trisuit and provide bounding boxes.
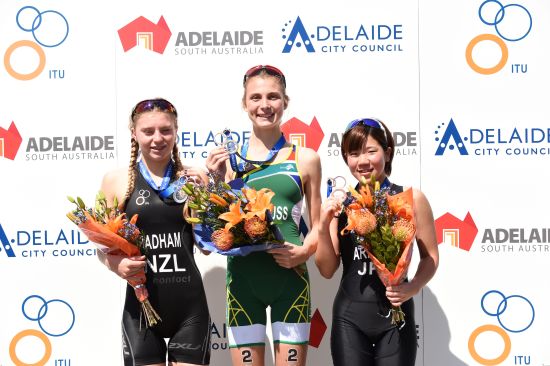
[122,171,211,365]
[331,183,417,366]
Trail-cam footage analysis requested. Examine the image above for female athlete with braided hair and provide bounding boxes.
[97,98,211,366]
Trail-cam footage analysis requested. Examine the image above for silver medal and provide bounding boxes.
[173,176,188,203]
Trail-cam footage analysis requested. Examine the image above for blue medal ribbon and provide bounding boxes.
[234,133,287,173]
[138,160,177,199]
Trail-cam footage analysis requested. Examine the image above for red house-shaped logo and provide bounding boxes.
[0,122,22,160]
[435,212,478,251]
[118,16,172,54]
[281,117,324,152]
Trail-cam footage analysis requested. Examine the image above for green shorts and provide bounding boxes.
[226,252,311,347]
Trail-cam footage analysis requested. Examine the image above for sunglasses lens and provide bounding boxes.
[243,65,286,87]
[132,99,177,118]
[345,119,361,132]
[345,118,382,132]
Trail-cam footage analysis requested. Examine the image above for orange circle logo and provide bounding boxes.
[465,34,508,75]
[9,329,52,366]
[4,40,46,81]
[468,324,511,365]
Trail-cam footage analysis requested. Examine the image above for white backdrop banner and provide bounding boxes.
[1,0,549,365]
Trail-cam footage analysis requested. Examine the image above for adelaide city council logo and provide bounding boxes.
[118,16,172,54]
[280,116,324,152]
[468,290,534,365]
[466,0,531,75]
[9,294,75,366]
[280,16,404,55]
[4,5,69,80]
[0,121,23,160]
[434,118,550,157]
[0,221,94,260]
[435,212,478,251]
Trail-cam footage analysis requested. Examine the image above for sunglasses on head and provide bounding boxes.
[345,118,387,140]
[243,65,286,87]
[131,98,178,119]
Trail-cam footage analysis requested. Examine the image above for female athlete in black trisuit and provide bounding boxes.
[315,118,439,366]
[98,98,211,366]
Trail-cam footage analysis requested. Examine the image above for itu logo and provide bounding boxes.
[118,16,172,54]
[435,212,478,251]
[9,294,75,366]
[281,16,404,55]
[466,1,532,75]
[4,5,69,80]
[281,117,324,152]
[468,290,534,365]
[0,121,23,160]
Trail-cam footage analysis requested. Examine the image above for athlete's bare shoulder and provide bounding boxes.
[100,168,128,205]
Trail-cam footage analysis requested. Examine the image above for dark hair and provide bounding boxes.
[340,118,395,175]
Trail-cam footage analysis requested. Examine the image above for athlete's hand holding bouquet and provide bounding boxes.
[66,192,161,327]
[340,176,416,326]
[181,174,284,256]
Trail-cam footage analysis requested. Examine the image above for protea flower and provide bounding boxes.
[341,208,377,237]
[211,228,234,250]
[243,215,268,240]
[392,218,415,243]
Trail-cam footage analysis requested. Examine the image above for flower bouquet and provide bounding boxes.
[66,192,161,327]
[341,176,416,326]
[182,176,284,255]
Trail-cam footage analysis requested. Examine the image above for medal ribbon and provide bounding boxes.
[138,160,177,199]
[234,133,287,172]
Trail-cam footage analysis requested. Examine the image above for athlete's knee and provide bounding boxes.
[231,346,265,366]
[275,344,308,366]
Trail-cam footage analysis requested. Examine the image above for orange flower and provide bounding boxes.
[341,208,377,237]
[218,200,244,230]
[349,185,373,208]
[211,227,234,250]
[392,218,416,243]
[209,193,229,207]
[243,188,275,221]
[387,189,414,221]
[105,213,125,234]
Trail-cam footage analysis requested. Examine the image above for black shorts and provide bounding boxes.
[331,289,417,366]
[121,296,211,365]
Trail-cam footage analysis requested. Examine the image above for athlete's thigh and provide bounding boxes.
[274,343,308,366]
[375,324,417,366]
[230,345,266,366]
[331,314,375,366]
[375,300,417,366]
[227,272,268,348]
[122,310,167,366]
[270,270,311,345]
[167,313,211,365]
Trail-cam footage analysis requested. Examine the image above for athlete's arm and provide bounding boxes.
[386,188,439,306]
[301,147,322,257]
[315,196,341,278]
[269,148,322,268]
[96,169,146,282]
